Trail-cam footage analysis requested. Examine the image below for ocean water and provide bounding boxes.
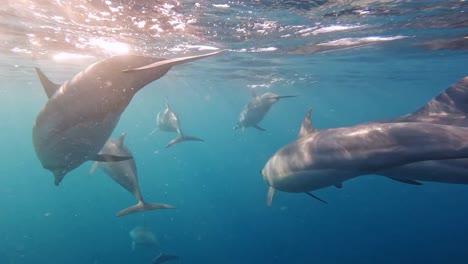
[1,1,468,263]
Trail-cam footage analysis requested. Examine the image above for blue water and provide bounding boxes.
[1,1,468,264]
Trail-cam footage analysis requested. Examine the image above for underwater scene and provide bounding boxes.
[1,0,468,263]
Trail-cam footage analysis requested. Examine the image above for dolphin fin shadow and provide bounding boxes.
[153,253,180,264]
[116,201,175,217]
[305,192,328,204]
[253,125,266,131]
[165,135,204,148]
[91,154,133,162]
[387,177,423,185]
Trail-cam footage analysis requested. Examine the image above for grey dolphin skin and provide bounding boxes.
[33,50,223,185]
[153,97,204,148]
[90,132,174,217]
[234,90,296,131]
[261,76,468,206]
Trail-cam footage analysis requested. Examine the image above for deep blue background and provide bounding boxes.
[1,45,468,264]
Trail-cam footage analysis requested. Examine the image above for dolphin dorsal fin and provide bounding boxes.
[298,107,316,138]
[118,132,127,146]
[35,67,61,98]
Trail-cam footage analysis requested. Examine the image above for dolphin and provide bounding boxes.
[129,226,159,251]
[234,90,296,131]
[152,97,204,148]
[261,76,468,206]
[89,132,174,217]
[33,50,223,185]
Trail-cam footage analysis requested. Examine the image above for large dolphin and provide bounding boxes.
[33,50,223,185]
[89,132,174,217]
[234,90,296,131]
[152,97,203,148]
[261,76,468,206]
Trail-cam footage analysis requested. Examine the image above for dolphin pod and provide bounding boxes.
[261,76,468,206]
[33,50,223,186]
[90,133,175,217]
[234,90,296,131]
[152,97,204,148]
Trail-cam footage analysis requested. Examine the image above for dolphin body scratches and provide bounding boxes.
[90,133,174,217]
[33,50,223,185]
[153,97,204,148]
[261,76,468,206]
[234,90,296,131]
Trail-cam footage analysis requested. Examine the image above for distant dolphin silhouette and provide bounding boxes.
[234,90,296,131]
[129,225,159,251]
[33,50,223,185]
[261,76,468,206]
[152,97,204,148]
[90,132,174,217]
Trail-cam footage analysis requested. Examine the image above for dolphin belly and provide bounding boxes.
[267,169,358,193]
[378,159,468,184]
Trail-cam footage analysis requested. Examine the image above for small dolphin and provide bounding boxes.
[261,77,468,206]
[152,97,203,148]
[33,50,223,185]
[129,226,159,251]
[153,253,180,264]
[90,132,174,217]
[234,90,296,131]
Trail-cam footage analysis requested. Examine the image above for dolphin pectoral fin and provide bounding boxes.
[35,67,61,98]
[165,135,204,148]
[153,253,180,264]
[267,186,275,207]
[305,192,328,204]
[334,183,343,188]
[117,132,126,147]
[253,125,266,131]
[270,95,298,100]
[387,177,423,186]
[150,127,158,135]
[298,107,316,137]
[89,162,99,175]
[53,171,66,186]
[123,50,224,72]
[91,154,133,162]
[116,201,175,217]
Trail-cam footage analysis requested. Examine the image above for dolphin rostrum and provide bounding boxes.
[234,90,296,131]
[33,50,223,185]
[89,132,174,217]
[152,97,203,148]
[261,76,468,206]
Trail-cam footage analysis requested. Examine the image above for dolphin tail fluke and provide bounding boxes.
[165,135,204,148]
[153,253,180,264]
[116,201,175,217]
[124,50,224,72]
